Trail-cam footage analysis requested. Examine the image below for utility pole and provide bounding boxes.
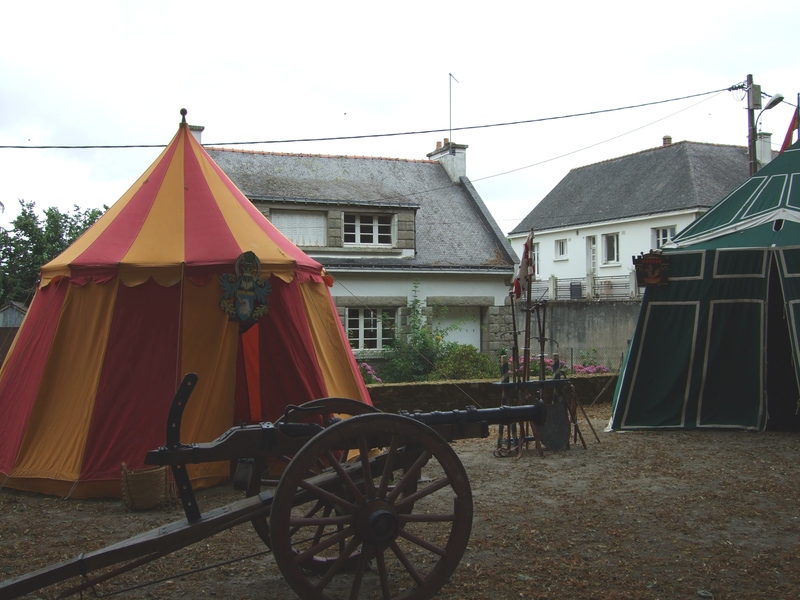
[747,74,761,176]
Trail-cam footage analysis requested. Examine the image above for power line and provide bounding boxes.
[471,88,727,183]
[0,85,739,150]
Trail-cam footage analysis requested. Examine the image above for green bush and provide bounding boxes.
[429,345,499,381]
[379,281,460,383]
[377,280,503,383]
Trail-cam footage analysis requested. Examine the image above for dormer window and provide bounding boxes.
[344,213,393,246]
[270,210,327,246]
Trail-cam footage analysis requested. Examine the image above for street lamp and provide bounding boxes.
[761,92,785,115]
[747,73,784,175]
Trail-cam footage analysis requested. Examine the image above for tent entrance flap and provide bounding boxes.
[767,254,800,431]
[241,324,261,423]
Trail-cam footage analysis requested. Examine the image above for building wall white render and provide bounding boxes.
[508,211,703,280]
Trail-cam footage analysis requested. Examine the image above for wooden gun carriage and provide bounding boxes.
[0,373,547,600]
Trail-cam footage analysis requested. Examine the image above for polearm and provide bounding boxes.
[508,289,520,387]
[500,288,520,451]
[522,229,534,385]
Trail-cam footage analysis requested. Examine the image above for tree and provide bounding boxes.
[0,200,104,306]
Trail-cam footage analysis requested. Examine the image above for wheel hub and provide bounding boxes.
[356,499,399,546]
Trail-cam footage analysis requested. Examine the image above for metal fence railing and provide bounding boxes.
[527,274,644,301]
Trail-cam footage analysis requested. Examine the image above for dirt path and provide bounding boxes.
[2,403,800,599]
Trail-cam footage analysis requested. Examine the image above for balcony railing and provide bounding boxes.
[527,273,643,301]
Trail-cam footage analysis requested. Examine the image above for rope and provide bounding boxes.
[69,525,338,597]
[73,548,272,598]
[65,480,80,500]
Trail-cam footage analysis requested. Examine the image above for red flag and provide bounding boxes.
[780,108,799,154]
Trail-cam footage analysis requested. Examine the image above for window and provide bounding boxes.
[555,239,568,260]
[344,213,393,245]
[346,308,395,350]
[270,210,327,246]
[531,242,540,279]
[602,233,619,264]
[653,226,676,249]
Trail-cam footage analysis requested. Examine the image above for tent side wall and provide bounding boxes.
[610,248,793,430]
[299,281,370,403]
[0,281,69,475]
[0,270,369,498]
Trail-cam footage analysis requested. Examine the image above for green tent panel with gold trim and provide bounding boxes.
[610,140,800,431]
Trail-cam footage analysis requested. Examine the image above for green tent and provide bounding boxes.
[610,140,800,431]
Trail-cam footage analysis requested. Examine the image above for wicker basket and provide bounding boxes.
[120,462,174,511]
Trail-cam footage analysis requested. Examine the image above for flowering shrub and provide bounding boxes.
[570,363,611,375]
[511,355,610,378]
[359,362,382,384]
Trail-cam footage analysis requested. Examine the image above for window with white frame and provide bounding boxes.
[555,239,568,260]
[346,308,395,350]
[602,233,620,264]
[270,210,327,246]
[344,213,393,245]
[653,226,676,249]
[531,242,540,279]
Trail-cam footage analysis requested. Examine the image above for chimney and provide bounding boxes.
[757,132,773,168]
[189,124,205,143]
[663,135,672,146]
[427,138,468,183]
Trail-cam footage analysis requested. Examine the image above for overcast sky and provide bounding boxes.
[2,1,799,235]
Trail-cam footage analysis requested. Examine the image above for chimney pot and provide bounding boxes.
[436,141,442,150]
[663,135,672,146]
[189,124,205,143]
[443,137,450,145]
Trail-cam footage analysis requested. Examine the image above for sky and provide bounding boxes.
[2,1,799,236]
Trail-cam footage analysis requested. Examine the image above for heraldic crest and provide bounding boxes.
[219,251,272,331]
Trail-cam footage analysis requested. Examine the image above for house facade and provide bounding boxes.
[207,138,517,359]
[508,138,755,298]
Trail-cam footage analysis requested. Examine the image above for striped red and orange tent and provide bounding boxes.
[0,118,370,498]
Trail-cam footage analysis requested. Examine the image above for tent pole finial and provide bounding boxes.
[180,108,187,124]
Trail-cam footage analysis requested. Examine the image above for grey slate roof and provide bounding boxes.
[208,148,517,271]
[510,141,750,235]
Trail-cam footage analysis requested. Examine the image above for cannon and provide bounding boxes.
[0,373,546,600]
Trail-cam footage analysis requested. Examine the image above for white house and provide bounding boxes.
[508,137,758,297]
[207,138,518,357]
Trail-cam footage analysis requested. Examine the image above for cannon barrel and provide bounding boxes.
[399,403,546,443]
[401,403,545,427]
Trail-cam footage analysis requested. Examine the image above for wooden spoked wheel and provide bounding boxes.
[270,413,473,600]
[247,398,380,551]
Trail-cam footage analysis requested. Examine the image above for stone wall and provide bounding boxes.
[367,374,616,414]
[482,299,640,362]
[544,300,641,353]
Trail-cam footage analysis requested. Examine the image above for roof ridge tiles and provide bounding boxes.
[205,146,436,164]
[570,140,747,172]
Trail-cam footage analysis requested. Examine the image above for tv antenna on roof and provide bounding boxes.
[449,73,459,143]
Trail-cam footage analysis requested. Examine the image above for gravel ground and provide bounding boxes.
[2,403,800,600]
